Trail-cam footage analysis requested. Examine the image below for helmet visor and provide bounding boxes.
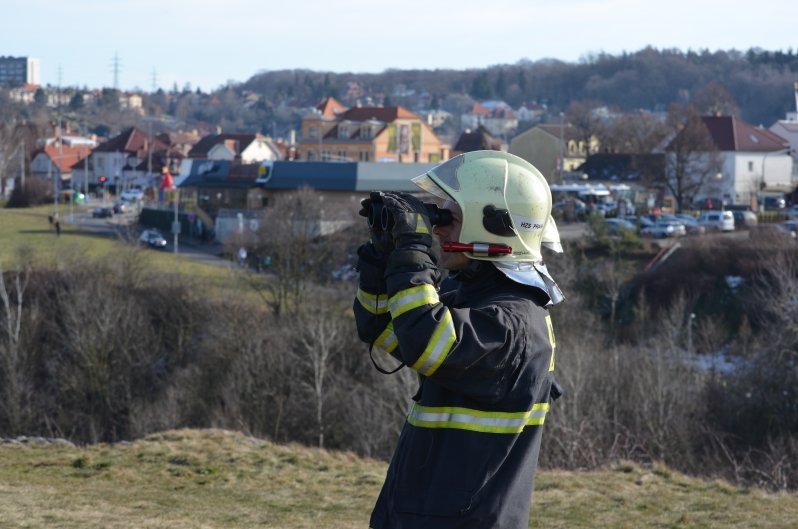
[412,173,452,201]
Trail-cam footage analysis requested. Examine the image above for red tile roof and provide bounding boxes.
[340,105,420,122]
[93,127,171,156]
[37,145,92,173]
[702,115,788,152]
[316,97,346,117]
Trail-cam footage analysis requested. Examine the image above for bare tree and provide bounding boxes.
[663,104,722,211]
[691,81,741,118]
[295,301,347,448]
[596,112,669,154]
[243,187,356,316]
[0,123,25,197]
[0,252,32,434]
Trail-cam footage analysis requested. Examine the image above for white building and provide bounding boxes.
[683,115,793,208]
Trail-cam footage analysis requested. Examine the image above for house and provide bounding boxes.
[296,97,449,163]
[30,143,92,188]
[671,115,793,209]
[187,132,281,163]
[509,123,599,183]
[769,82,798,179]
[91,127,183,191]
[156,131,201,157]
[451,125,504,157]
[516,103,547,123]
[460,101,519,138]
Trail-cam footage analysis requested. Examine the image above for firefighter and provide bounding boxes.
[354,150,564,529]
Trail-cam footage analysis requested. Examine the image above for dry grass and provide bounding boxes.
[1,429,797,529]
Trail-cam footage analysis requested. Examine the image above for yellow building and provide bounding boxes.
[297,97,449,163]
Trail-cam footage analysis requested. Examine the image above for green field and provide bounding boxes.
[1,429,797,529]
[0,204,237,286]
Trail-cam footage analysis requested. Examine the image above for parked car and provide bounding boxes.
[785,205,798,220]
[697,211,735,232]
[595,200,618,217]
[113,201,127,214]
[641,220,687,238]
[603,218,637,236]
[120,188,145,202]
[553,198,587,220]
[660,213,707,235]
[91,206,114,218]
[139,229,168,249]
[731,210,758,230]
[762,196,786,211]
[777,220,798,238]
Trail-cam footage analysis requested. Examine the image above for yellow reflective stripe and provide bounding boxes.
[546,314,556,372]
[374,322,398,354]
[411,309,455,376]
[357,288,389,315]
[389,284,438,319]
[415,213,429,234]
[407,403,550,434]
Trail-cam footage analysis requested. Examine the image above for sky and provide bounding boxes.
[2,0,796,93]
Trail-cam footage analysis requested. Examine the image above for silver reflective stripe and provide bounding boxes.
[357,288,389,315]
[374,322,398,354]
[389,284,438,318]
[411,309,455,376]
[407,403,550,434]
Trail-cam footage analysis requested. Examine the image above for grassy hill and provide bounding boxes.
[1,429,797,529]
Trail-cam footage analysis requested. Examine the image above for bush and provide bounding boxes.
[5,178,54,208]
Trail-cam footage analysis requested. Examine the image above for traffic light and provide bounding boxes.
[99,176,107,185]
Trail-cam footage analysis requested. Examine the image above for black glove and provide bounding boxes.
[380,192,434,251]
[381,193,440,293]
[355,242,388,293]
[359,192,395,254]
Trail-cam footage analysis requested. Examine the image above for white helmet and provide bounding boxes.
[412,150,564,303]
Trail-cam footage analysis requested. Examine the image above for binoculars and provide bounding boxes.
[366,197,453,234]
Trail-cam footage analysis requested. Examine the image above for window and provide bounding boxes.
[748,161,754,171]
[308,126,317,138]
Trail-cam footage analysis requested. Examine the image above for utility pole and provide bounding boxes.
[559,112,565,183]
[20,139,25,189]
[111,53,121,90]
[173,189,180,255]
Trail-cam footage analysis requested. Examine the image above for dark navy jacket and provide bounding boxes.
[354,258,557,529]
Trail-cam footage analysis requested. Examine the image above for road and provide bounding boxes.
[68,201,231,268]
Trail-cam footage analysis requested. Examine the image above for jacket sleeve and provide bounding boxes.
[353,243,395,354]
[384,249,547,403]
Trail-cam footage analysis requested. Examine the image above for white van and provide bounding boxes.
[697,211,735,232]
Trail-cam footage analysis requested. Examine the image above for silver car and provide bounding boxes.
[641,220,687,238]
